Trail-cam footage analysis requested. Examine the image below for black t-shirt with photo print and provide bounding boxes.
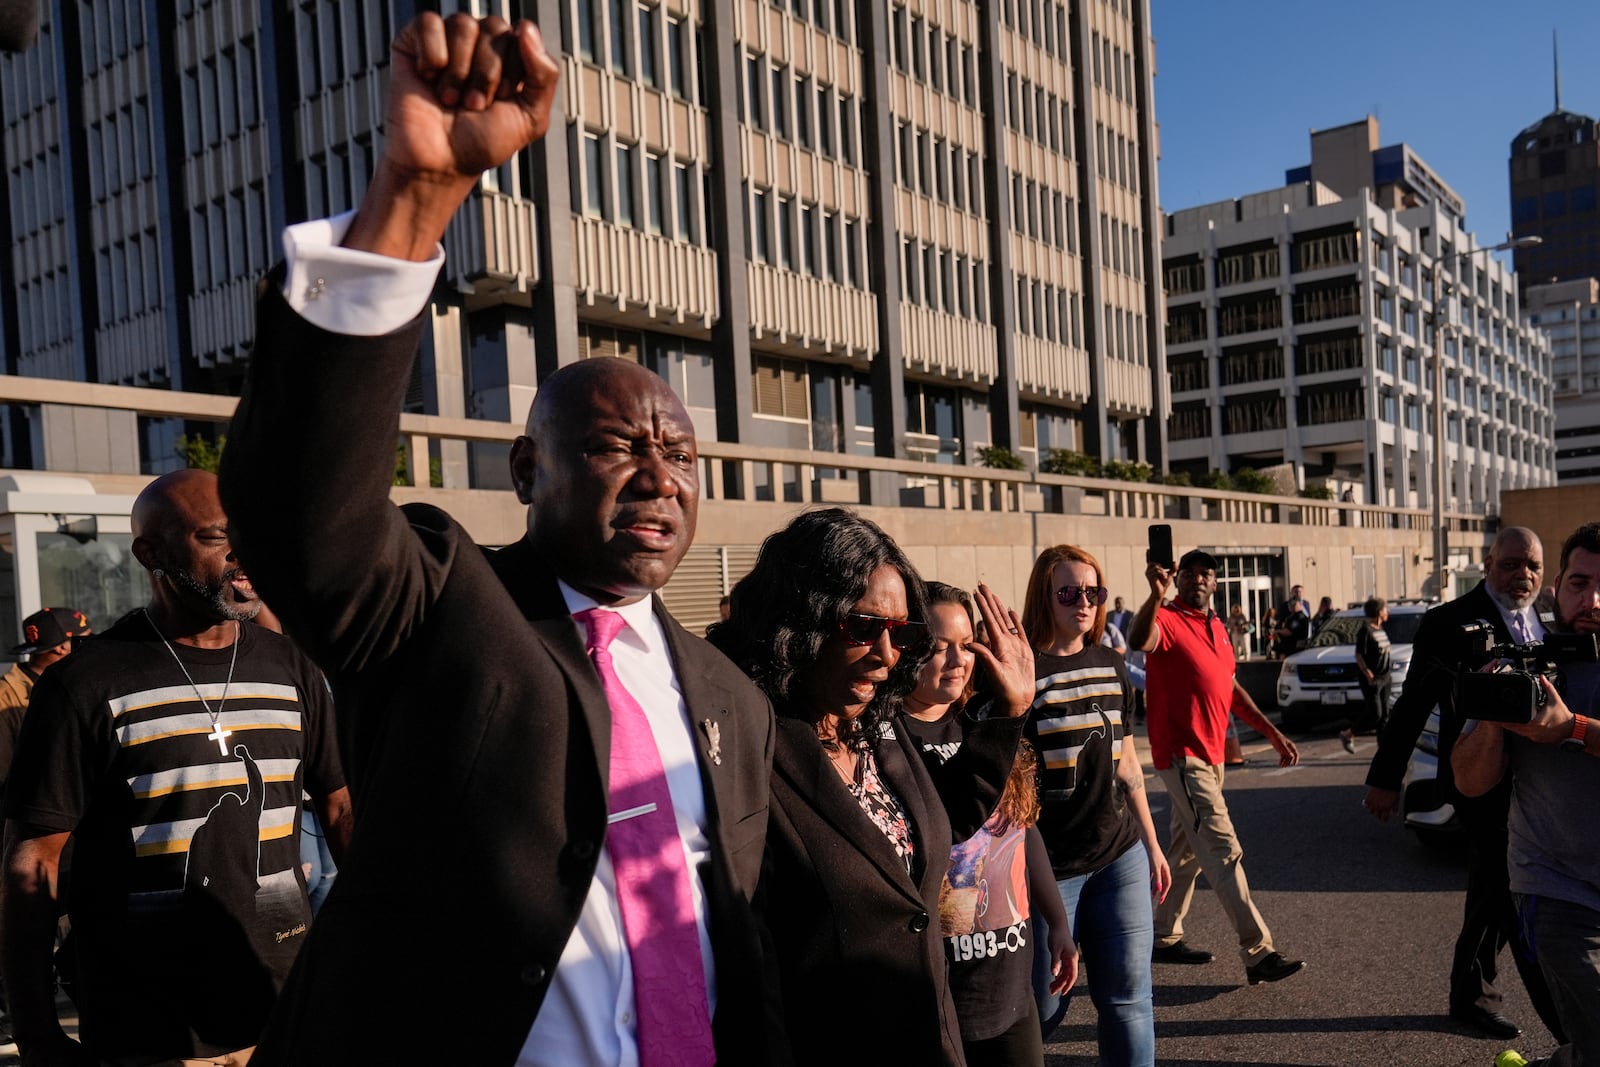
[5,611,343,1060]
[904,709,1036,1043]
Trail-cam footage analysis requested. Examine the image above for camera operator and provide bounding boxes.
[1364,526,1562,1040]
[1453,521,1600,1067]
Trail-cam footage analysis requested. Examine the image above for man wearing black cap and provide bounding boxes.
[1128,548,1306,985]
[0,607,91,795]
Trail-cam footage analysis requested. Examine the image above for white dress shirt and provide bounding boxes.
[1490,596,1544,646]
[278,224,718,1065]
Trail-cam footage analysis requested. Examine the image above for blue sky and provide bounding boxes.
[1149,1,1600,244]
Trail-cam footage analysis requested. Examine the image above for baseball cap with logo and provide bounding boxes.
[9,607,92,656]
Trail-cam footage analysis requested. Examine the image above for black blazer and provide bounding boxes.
[1366,582,1512,818]
[762,712,1023,1067]
[220,287,782,1064]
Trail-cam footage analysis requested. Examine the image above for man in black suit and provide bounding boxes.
[1363,527,1563,1041]
[219,14,782,1065]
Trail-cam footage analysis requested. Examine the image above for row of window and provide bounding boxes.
[576,0,706,105]
[181,39,262,156]
[901,238,987,321]
[78,0,147,68]
[890,6,980,111]
[1089,30,1136,106]
[1005,73,1072,159]
[1099,212,1142,280]
[188,182,272,293]
[1104,304,1147,365]
[97,229,162,324]
[85,101,156,204]
[767,0,859,48]
[294,0,390,98]
[1016,276,1080,348]
[898,122,984,216]
[1011,175,1073,253]
[9,147,67,238]
[999,0,1070,61]
[1512,186,1600,222]
[742,53,863,169]
[751,186,866,288]
[580,132,717,248]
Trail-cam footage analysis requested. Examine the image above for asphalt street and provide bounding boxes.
[0,735,1559,1067]
[1044,731,1560,1067]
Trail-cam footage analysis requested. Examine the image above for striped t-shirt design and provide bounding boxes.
[109,679,307,901]
[1031,663,1124,800]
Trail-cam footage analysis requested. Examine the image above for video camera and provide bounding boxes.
[1452,619,1600,724]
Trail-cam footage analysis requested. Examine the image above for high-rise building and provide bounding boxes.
[0,0,1169,487]
[1508,62,1600,294]
[1161,119,1555,515]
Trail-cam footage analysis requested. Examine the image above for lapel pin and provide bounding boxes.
[701,718,723,765]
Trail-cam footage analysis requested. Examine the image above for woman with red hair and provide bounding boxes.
[1021,545,1170,1067]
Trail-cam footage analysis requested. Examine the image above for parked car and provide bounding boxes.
[1401,708,1463,849]
[1275,602,1429,732]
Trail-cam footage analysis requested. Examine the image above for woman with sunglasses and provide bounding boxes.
[709,509,1034,1067]
[1021,545,1171,1067]
[903,582,1077,1067]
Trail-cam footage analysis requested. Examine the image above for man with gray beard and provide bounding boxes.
[1364,527,1564,1042]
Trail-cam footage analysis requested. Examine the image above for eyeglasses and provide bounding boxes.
[838,612,927,649]
[1055,585,1110,607]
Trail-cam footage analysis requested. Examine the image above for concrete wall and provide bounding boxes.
[1501,485,1600,571]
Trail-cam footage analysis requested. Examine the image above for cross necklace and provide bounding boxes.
[145,608,239,757]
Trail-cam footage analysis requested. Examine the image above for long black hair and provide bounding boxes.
[708,508,931,750]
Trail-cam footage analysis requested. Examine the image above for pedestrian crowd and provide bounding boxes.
[0,14,1593,1067]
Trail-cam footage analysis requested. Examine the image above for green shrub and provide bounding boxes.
[1194,469,1233,490]
[1299,484,1334,500]
[1160,471,1193,487]
[976,444,1026,470]
[1102,460,1153,483]
[175,433,225,473]
[1039,448,1100,477]
[1231,467,1277,495]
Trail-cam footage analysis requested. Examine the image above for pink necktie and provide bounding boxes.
[576,608,715,1067]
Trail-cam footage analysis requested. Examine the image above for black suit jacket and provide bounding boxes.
[1366,582,1512,818]
[762,712,1022,1067]
[220,286,782,1064]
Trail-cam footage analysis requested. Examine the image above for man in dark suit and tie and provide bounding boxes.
[219,13,782,1065]
[1363,527,1563,1042]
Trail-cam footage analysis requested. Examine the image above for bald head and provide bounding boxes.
[523,357,679,439]
[133,468,217,545]
[1485,526,1543,612]
[509,358,699,604]
[132,468,261,623]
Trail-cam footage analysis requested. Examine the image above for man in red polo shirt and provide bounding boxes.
[1128,548,1305,985]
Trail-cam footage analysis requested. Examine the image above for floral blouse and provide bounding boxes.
[846,748,916,876]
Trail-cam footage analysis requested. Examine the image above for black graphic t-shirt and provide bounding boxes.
[5,612,343,1059]
[903,709,1034,1043]
[1027,645,1140,878]
[1355,623,1392,682]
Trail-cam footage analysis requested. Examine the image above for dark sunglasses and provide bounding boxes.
[1055,584,1110,607]
[838,612,927,649]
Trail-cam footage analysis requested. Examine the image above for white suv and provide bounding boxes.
[1274,602,1429,732]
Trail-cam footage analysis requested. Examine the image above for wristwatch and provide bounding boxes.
[1561,714,1589,754]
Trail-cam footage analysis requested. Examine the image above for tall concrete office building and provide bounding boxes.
[0,0,1169,488]
[1162,118,1555,518]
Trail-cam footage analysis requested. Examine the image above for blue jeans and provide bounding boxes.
[1033,841,1155,1067]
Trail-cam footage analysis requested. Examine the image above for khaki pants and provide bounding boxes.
[1154,757,1274,966]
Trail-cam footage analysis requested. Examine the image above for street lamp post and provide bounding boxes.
[1429,234,1541,600]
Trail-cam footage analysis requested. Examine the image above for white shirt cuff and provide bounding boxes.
[281,211,444,336]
